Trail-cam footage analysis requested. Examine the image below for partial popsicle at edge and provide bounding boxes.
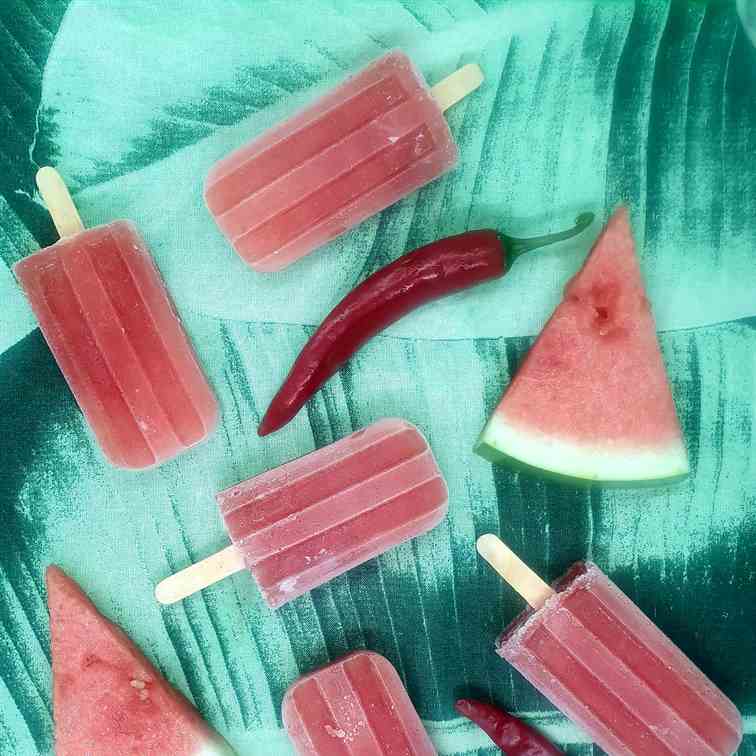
[14,168,218,469]
[283,651,436,756]
[205,51,482,272]
[477,535,743,756]
[155,419,448,608]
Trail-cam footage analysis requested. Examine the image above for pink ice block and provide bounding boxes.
[216,418,448,607]
[498,562,743,756]
[283,651,436,755]
[14,221,218,469]
[204,50,458,272]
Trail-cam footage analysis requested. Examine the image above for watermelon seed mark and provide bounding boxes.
[324,724,350,741]
[130,678,151,701]
[82,654,98,669]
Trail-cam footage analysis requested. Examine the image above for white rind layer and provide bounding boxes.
[477,412,689,481]
[196,738,237,756]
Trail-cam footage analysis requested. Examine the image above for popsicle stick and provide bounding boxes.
[431,63,484,112]
[36,166,85,238]
[154,544,245,605]
[476,534,555,609]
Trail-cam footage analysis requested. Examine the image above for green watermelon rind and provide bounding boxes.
[476,411,690,485]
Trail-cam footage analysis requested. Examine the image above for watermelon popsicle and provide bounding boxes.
[204,51,483,272]
[477,535,743,756]
[14,168,218,469]
[155,419,448,607]
[283,651,435,755]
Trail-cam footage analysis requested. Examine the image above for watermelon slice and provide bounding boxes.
[476,208,688,483]
[47,566,235,756]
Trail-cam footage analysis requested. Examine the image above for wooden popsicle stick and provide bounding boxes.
[431,63,484,112]
[154,544,245,605]
[476,534,555,609]
[36,166,85,239]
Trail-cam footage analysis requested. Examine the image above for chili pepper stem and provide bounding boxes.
[502,212,594,261]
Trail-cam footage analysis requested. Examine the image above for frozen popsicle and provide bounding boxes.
[155,418,448,607]
[477,535,743,756]
[204,51,483,271]
[283,651,436,756]
[14,168,218,469]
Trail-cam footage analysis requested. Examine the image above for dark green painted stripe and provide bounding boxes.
[466,39,517,230]
[161,494,238,730]
[0,0,70,236]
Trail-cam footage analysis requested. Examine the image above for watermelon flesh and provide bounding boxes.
[47,566,235,756]
[476,208,688,482]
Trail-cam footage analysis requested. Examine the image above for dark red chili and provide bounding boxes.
[258,214,593,436]
[455,699,563,755]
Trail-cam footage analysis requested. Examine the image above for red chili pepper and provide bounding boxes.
[455,699,563,756]
[258,214,594,436]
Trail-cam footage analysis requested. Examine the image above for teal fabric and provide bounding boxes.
[1,1,754,754]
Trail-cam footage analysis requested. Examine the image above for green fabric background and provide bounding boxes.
[1,1,754,754]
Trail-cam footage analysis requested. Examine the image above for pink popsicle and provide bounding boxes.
[204,51,475,272]
[498,562,743,756]
[215,418,448,607]
[283,651,436,756]
[15,220,218,469]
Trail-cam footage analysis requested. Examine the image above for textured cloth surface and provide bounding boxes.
[0,1,754,754]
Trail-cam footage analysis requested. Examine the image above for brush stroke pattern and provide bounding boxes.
[1,1,754,754]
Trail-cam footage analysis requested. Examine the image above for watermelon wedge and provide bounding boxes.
[476,208,688,483]
[47,566,235,756]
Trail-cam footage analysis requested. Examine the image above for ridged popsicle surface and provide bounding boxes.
[216,419,447,607]
[498,562,742,756]
[14,222,218,468]
[282,651,436,755]
[205,51,457,271]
